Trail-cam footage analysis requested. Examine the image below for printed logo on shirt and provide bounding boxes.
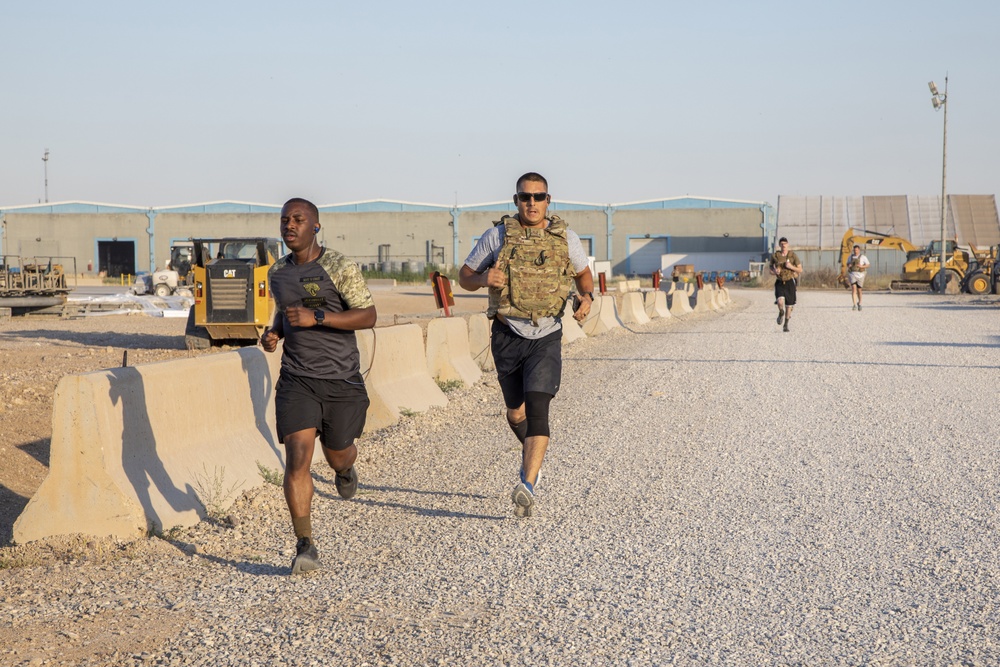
[303,283,320,297]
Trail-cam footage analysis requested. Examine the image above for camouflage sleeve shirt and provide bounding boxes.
[267,247,375,380]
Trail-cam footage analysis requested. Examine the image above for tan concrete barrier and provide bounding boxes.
[668,289,693,315]
[718,286,731,306]
[644,290,671,319]
[615,280,630,294]
[357,325,448,433]
[618,292,651,325]
[562,316,587,343]
[14,347,286,543]
[467,313,495,371]
[426,317,482,386]
[581,295,623,336]
[626,279,641,292]
[693,288,715,312]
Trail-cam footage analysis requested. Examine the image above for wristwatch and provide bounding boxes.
[313,309,325,326]
[581,292,594,301]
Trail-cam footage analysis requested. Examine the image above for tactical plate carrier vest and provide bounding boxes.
[487,215,574,325]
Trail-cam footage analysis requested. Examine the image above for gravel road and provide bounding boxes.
[2,288,999,666]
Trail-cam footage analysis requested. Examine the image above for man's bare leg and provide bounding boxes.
[283,429,321,574]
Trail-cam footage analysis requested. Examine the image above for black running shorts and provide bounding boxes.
[491,319,562,409]
[774,279,797,307]
[274,373,369,450]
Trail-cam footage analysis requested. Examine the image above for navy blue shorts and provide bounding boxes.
[491,319,562,409]
[274,373,369,450]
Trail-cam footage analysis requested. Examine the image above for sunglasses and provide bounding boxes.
[515,192,549,203]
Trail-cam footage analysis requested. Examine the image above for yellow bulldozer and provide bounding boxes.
[836,229,999,294]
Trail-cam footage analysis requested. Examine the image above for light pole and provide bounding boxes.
[42,148,50,203]
[928,77,947,292]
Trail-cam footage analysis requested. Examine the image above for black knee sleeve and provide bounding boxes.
[506,416,528,445]
[524,391,553,438]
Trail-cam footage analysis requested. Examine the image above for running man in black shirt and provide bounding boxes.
[261,197,377,574]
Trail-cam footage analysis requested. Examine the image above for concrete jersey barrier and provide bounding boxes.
[581,295,623,336]
[644,291,670,319]
[14,347,286,543]
[426,317,482,387]
[561,315,587,343]
[467,314,495,371]
[668,289,693,315]
[358,324,448,432]
[618,292,651,325]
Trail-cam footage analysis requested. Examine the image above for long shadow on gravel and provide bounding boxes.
[884,339,1000,348]
[0,329,185,350]
[310,476,504,520]
[566,356,1000,370]
[192,552,288,577]
[0,484,29,546]
[352,497,504,521]
[354,484,489,500]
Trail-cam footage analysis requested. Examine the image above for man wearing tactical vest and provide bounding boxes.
[459,172,594,518]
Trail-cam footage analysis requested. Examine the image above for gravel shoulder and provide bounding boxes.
[3,288,1000,665]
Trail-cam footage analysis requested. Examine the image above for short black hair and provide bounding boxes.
[778,237,788,244]
[516,172,548,192]
[853,244,861,250]
[282,197,319,221]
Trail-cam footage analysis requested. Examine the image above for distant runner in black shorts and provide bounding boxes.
[261,197,376,575]
[770,236,803,333]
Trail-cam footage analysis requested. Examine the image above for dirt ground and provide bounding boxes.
[0,284,487,549]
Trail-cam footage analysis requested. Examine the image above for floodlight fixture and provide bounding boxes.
[928,81,939,95]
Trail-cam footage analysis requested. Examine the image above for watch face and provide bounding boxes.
[314,309,324,323]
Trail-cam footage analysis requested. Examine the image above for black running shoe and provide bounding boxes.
[291,537,320,575]
[783,321,790,332]
[776,311,784,325]
[335,466,358,500]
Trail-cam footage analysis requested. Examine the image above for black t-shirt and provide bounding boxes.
[267,247,375,380]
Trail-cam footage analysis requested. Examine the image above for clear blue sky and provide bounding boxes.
[3,0,997,208]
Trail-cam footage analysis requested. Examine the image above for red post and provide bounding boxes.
[696,273,704,290]
[598,272,607,295]
[652,271,661,290]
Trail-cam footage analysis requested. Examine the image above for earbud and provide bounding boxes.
[314,226,320,233]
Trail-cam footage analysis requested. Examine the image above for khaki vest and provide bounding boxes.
[487,215,574,324]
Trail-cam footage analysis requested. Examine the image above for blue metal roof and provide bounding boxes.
[1,196,770,215]
[0,201,148,214]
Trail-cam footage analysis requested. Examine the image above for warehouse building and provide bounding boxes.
[0,196,774,279]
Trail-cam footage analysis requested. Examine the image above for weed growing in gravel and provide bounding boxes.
[257,462,284,486]
[191,464,242,519]
[436,378,464,393]
[0,552,37,569]
[399,408,418,417]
